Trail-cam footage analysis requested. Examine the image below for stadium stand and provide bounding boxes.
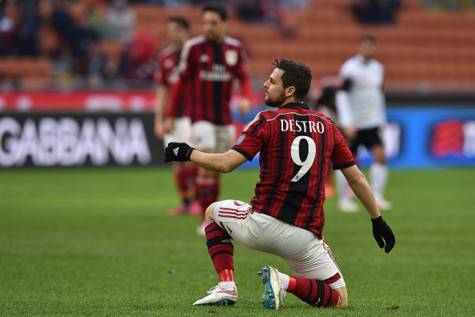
[1,0,475,93]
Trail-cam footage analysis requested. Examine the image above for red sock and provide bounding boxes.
[287,275,340,307]
[173,164,188,202]
[173,163,198,205]
[182,163,198,196]
[218,268,234,282]
[196,174,220,214]
[205,221,233,274]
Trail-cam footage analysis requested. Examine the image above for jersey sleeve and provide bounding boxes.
[331,124,355,169]
[339,59,353,78]
[236,45,252,100]
[177,41,194,80]
[166,43,194,117]
[335,60,354,128]
[231,112,267,160]
[155,55,168,87]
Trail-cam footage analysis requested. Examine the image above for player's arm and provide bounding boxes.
[341,164,396,253]
[154,85,169,138]
[190,149,246,173]
[335,67,356,139]
[164,113,265,172]
[332,124,395,253]
[341,165,380,219]
[164,142,246,173]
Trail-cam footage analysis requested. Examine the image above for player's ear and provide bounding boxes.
[285,86,296,98]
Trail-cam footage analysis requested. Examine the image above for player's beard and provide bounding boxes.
[264,91,286,108]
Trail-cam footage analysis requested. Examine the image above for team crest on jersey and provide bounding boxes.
[225,50,238,66]
[164,58,174,69]
[200,54,209,63]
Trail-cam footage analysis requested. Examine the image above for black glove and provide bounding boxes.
[164,142,194,162]
[371,216,395,253]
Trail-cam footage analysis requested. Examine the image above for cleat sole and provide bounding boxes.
[194,299,236,306]
[259,266,277,310]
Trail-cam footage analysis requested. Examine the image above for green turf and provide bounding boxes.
[1,167,474,316]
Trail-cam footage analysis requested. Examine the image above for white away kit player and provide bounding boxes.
[335,35,391,212]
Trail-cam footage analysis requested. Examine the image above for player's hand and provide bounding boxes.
[371,216,395,253]
[164,142,195,162]
[163,117,175,135]
[343,127,356,140]
[237,98,251,115]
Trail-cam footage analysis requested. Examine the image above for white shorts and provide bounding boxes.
[212,199,346,289]
[164,117,192,147]
[191,121,235,153]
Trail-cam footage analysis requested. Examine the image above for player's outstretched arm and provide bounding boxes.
[164,142,246,173]
[341,165,396,253]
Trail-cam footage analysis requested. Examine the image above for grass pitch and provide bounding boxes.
[1,167,474,316]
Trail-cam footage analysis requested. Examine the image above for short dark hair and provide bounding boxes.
[202,4,228,21]
[274,59,312,101]
[168,16,190,31]
[360,34,377,44]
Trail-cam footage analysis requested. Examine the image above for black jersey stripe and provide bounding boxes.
[248,116,265,135]
[231,146,253,161]
[212,42,223,124]
[277,114,312,224]
[306,117,326,231]
[175,49,185,117]
[262,122,284,214]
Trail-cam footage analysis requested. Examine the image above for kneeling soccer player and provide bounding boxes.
[164,59,396,309]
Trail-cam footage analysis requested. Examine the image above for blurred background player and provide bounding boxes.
[335,35,392,212]
[154,16,199,216]
[165,4,252,234]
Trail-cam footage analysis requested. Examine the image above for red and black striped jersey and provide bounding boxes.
[232,103,355,238]
[155,44,191,118]
[156,45,180,88]
[167,35,252,124]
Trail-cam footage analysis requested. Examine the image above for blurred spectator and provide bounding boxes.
[15,1,40,56]
[88,40,113,87]
[352,0,402,25]
[1,0,41,57]
[233,0,296,37]
[51,1,100,75]
[83,0,106,36]
[105,0,135,43]
[117,31,158,82]
[0,3,17,56]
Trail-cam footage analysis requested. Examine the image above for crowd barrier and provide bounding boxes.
[1,100,474,168]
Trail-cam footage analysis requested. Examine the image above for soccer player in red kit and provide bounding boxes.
[154,16,199,216]
[164,60,395,310]
[164,5,252,233]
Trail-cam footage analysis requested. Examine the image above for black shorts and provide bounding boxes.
[349,127,383,154]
